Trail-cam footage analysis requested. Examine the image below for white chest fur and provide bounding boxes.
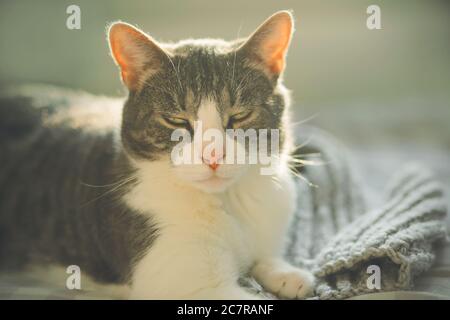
[123,160,297,299]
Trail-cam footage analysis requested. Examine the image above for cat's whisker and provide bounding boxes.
[270,175,283,189]
[270,151,321,188]
[289,158,327,166]
[293,152,322,158]
[273,152,326,167]
[291,137,313,152]
[286,165,318,188]
[80,179,131,188]
[289,113,320,128]
[80,175,137,207]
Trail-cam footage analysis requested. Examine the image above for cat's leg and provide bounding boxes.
[251,258,315,299]
[130,262,261,300]
[128,224,261,300]
[130,277,259,300]
[247,171,315,299]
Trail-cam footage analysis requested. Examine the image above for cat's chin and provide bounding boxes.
[190,176,236,194]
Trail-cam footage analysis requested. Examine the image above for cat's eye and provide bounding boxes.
[227,110,253,128]
[162,116,191,129]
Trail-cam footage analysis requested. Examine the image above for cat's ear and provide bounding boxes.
[238,11,294,77]
[108,22,168,90]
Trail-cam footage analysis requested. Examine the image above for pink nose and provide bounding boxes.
[203,149,224,171]
[208,162,219,171]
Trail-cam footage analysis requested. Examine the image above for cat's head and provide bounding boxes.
[108,11,294,193]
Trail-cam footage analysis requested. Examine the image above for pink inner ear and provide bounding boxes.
[109,23,148,89]
[257,16,292,75]
[269,54,285,75]
[264,35,290,74]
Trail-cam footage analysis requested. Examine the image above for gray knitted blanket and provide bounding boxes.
[242,126,448,300]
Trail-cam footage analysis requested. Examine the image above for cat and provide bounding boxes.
[0,10,315,299]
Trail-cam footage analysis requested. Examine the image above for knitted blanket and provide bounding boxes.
[242,126,449,299]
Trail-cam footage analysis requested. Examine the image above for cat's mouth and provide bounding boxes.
[172,163,247,193]
[194,174,232,185]
[197,175,231,183]
[192,175,234,193]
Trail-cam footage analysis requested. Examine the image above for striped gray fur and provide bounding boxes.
[0,88,158,284]
[121,39,288,160]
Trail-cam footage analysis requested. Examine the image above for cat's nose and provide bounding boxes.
[208,162,220,171]
[203,149,225,171]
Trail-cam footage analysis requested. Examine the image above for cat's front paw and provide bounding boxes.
[268,268,315,299]
[252,259,315,299]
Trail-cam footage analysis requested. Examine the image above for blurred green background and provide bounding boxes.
[1,0,449,146]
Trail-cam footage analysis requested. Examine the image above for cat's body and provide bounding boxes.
[0,92,156,285]
[0,11,315,299]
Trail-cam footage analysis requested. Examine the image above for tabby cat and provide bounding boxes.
[0,11,314,299]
